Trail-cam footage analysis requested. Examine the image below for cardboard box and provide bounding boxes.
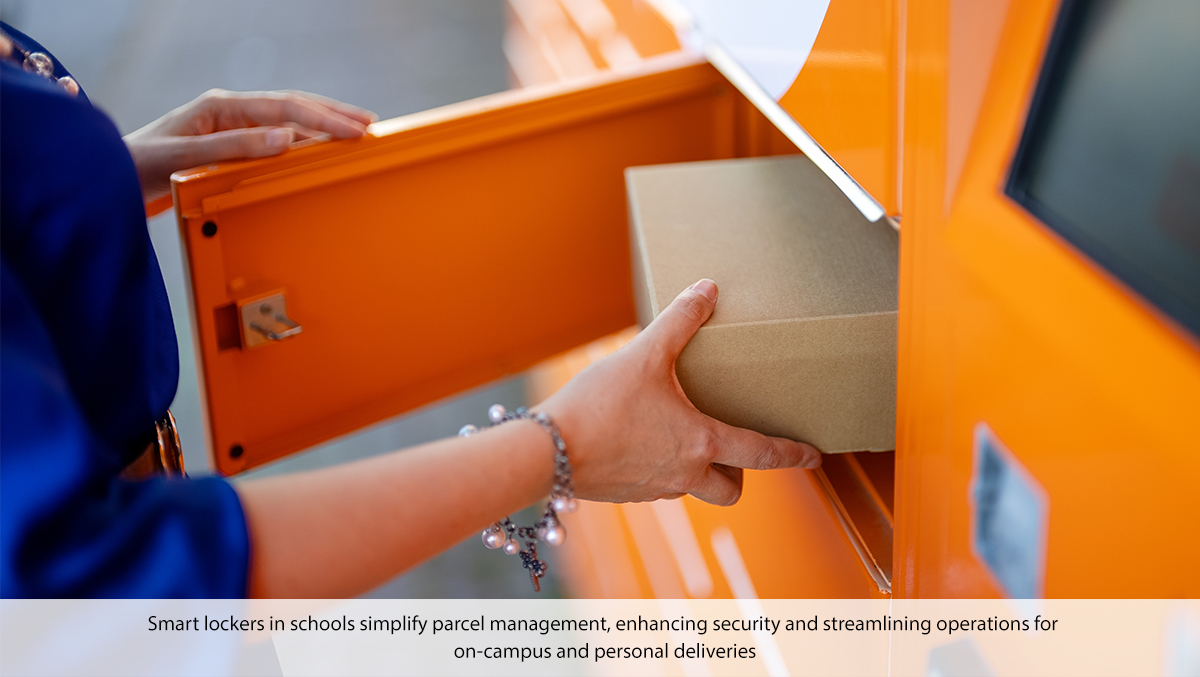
[627,156,898,453]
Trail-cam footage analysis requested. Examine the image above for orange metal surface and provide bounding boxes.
[528,332,889,599]
[895,0,1200,597]
[173,54,796,475]
[777,0,902,215]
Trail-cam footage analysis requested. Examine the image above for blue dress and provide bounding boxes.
[0,24,249,597]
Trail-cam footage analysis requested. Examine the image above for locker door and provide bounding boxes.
[172,53,796,475]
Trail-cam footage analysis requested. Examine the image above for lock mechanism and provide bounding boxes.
[239,292,302,348]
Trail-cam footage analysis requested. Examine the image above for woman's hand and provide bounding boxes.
[123,89,376,202]
[538,279,822,506]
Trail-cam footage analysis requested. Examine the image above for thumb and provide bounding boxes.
[640,279,718,361]
[186,126,295,163]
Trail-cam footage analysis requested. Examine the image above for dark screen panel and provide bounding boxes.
[1007,0,1200,337]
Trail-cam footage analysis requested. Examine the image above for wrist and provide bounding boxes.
[531,396,589,496]
[472,418,555,500]
[463,404,578,592]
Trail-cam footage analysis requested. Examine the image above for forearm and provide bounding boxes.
[236,420,554,598]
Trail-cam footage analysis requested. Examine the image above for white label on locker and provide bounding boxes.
[970,423,1049,599]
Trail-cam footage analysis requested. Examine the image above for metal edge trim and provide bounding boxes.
[704,42,888,223]
[814,468,893,595]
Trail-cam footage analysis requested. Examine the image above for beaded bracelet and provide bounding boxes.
[459,405,577,592]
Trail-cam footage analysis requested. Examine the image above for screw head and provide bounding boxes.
[201,221,217,237]
[229,444,244,459]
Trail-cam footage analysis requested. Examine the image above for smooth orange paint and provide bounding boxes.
[895,0,1200,597]
[778,0,901,215]
[173,54,796,475]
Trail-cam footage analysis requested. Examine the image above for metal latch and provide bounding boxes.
[239,293,302,348]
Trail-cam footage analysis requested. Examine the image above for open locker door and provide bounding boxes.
[172,53,796,475]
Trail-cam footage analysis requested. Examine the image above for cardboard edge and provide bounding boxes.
[700,309,899,331]
[678,312,898,453]
[626,167,660,328]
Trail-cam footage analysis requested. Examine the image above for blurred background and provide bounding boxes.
[0,0,552,598]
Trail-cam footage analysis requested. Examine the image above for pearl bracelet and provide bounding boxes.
[459,404,577,592]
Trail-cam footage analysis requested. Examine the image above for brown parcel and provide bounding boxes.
[627,156,898,453]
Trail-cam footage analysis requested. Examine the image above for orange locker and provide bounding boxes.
[512,0,1200,600]
[173,0,1200,600]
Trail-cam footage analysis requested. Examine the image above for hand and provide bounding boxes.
[537,279,821,506]
[123,89,377,202]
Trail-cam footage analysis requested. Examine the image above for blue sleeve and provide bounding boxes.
[1,267,250,598]
[0,46,250,598]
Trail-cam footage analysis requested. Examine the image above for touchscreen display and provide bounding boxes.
[1007,0,1200,337]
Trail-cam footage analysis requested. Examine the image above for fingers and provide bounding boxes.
[280,121,332,142]
[186,126,296,163]
[710,422,822,470]
[280,89,378,126]
[639,279,718,362]
[687,427,820,505]
[210,90,372,139]
[689,464,743,506]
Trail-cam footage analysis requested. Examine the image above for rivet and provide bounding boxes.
[202,221,218,237]
[229,444,244,459]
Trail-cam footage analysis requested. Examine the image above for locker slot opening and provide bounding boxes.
[818,450,894,590]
